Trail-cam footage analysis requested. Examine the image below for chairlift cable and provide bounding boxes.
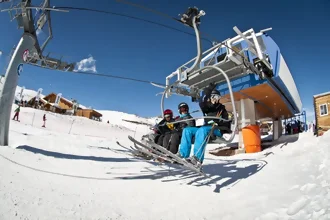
[40,5,250,81]
[111,1,251,63]
[114,0,220,43]
[27,62,166,87]
[115,0,176,21]
[52,6,213,44]
[29,5,249,90]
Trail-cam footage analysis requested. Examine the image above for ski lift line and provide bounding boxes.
[26,6,69,12]
[0,6,68,13]
[73,70,161,85]
[115,0,220,43]
[115,0,175,21]
[66,70,167,87]
[26,62,167,86]
[52,6,213,44]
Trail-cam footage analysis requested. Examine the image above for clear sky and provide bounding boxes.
[0,0,329,121]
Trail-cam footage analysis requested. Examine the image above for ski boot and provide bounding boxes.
[185,156,202,171]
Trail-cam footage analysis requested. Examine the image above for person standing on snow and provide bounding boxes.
[177,83,231,168]
[12,105,21,121]
[162,102,195,154]
[42,114,46,128]
[154,109,176,146]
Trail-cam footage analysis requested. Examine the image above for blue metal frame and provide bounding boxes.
[201,33,301,117]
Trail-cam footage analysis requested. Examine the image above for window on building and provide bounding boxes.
[319,104,328,116]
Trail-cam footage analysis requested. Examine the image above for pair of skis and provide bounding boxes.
[127,135,207,177]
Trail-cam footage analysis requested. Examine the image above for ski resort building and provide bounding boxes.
[27,93,102,121]
[313,91,330,136]
[75,109,102,121]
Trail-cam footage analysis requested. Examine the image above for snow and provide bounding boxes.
[99,110,159,128]
[0,86,329,219]
[14,86,45,102]
[0,104,330,220]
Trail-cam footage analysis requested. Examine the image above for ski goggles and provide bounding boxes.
[210,94,221,101]
[164,114,172,118]
[179,106,188,111]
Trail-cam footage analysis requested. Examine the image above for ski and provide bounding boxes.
[128,135,207,177]
[145,139,207,177]
[116,140,152,159]
[128,136,178,164]
[117,139,173,164]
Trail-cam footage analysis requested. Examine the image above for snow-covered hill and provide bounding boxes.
[11,84,156,127]
[0,103,329,219]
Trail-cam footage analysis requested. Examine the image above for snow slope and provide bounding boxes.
[0,106,329,219]
[98,110,158,129]
[11,84,155,126]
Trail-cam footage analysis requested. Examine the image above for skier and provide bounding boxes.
[42,114,46,128]
[162,102,195,154]
[178,83,231,168]
[154,109,176,146]
[12,105,21,121]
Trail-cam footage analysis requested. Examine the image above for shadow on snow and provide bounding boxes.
[16,145,137,163]
[114,157,268,193]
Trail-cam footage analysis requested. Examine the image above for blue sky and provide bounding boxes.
[0,0,329,120]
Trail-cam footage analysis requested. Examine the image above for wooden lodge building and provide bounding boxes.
[27,93,102,121]
[313,91,330,136]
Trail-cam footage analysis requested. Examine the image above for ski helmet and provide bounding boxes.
[210,89,221,103]
[163,109,173,118]
[211,89,220,95]
[178,102,189,113]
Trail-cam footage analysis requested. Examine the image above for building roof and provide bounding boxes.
[29,92,101,115]
[313,91,330,98]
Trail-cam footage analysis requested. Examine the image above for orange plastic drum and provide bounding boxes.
[242,125,261,153]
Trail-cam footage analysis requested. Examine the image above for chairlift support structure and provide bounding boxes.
[0,0,74,146]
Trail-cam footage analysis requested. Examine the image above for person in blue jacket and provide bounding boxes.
[178,83,231,168]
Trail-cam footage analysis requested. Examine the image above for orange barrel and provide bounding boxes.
[242,125,261,153]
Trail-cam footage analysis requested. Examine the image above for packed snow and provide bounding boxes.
[0,103,329,220]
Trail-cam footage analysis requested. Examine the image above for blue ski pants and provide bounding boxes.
[179,126,222,163]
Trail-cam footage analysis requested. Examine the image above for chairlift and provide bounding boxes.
[157,7,238,145]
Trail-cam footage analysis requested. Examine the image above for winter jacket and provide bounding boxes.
[156,118,176,135]
[199,84,231,132]
[174,113,195,131]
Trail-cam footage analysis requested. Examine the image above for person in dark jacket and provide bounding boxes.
[154,109,176,146]
[178,83,231,167]
[162,102,195,154]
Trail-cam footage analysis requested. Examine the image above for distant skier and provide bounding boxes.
[177,83,231,168]
[162,102,195,154]
[42,114,46,128]
[12,105,21,121]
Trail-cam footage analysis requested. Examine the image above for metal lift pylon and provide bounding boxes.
[0,0,75,146]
